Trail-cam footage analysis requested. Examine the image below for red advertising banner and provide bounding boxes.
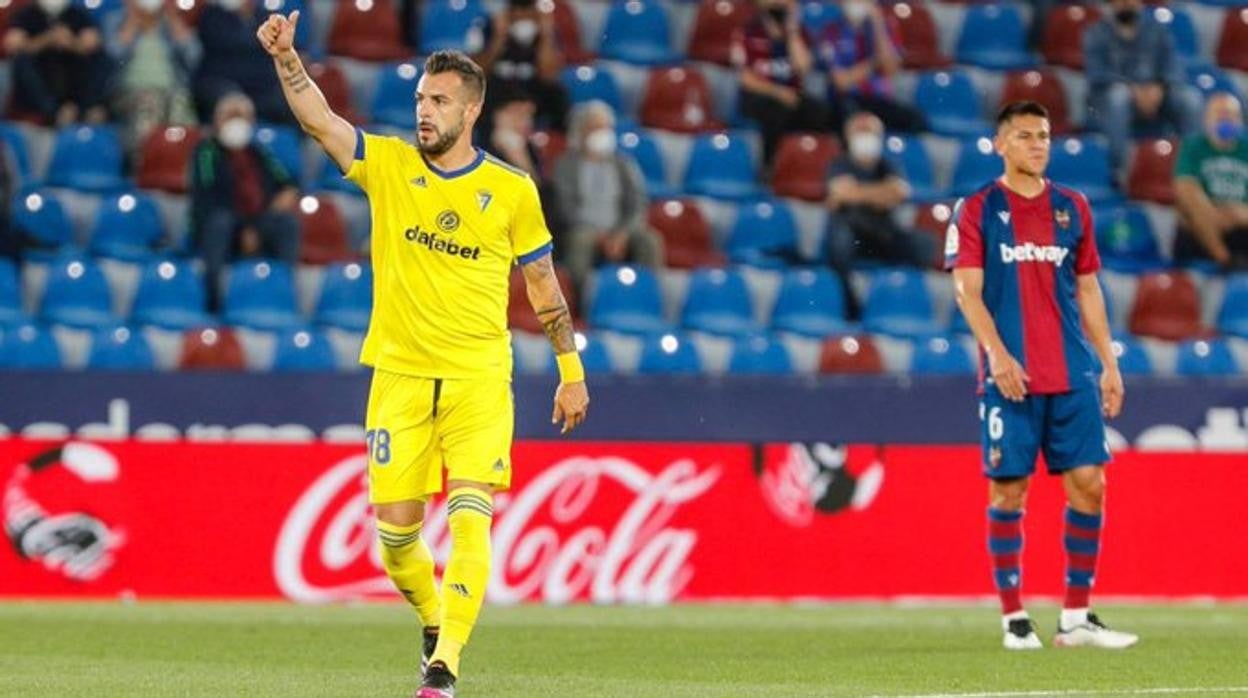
[2,439,1245,601]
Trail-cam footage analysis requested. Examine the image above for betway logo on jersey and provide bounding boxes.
[404,227,482,260]
[999,242,1070,267]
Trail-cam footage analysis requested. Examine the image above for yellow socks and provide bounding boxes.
[377,519,441,628]
[430,487,494,677]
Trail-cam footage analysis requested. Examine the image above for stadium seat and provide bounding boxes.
[727,333,793,374]
[331,0,411,60]
[861,268,941,339]
[800,0,842,34]
[1175,339,1239,377]
[771,133,840,202]
[1000,69,1072,134]
[316,153,363,195]
[1217,273,1248,338]
[316,262,373,332]
[680,268,756,336]
[914,71,989,138]
[689,0,754,66]
[771,268,850,337]
[549,0,594,65]
[222,260,301,331]
[1,322,62,369]
[40,255,114,329]
[637,332,703,374]
[507,264,577,334]
[912,201,956,269]
[532,129,568,179]
[909,336,974,375]
[371,62,422,130]
[419,0,488,54]
[307,61,363,125]
[86,326,155,371]
[297,195,352,265]
[588,265,669,334]
[254,124,302,181]
[640,66,724,133]
[1127,139,1177,205]
[620,128,674,198]
[1128,271,1204,341]
[683,132,761,200]
[573,332,614,373]
[890,1,949,70]
[130,259,210,330]
[45,125,125,192]
[12,189,74,257]
[0,121,33,181]
[954,4,1034,71]
[884,135,941,201]
[178,327,245,371]
[1041,4,1101,70]
[599,0,678,65]
[1047,137,1115,204]
[1096,205,1164,273]
[950,137,1001,197]
[561,65,623,112]
[1154,6,1198,63]
[88,191,164,262]
[647,198,724,269]
[272,328,338,372]
[1111,335,1152,376]
[818,335,884,374]
[1188,63,1241,101]
[77,0,124,20]
[0,258,22,325]
[725,198,800,268]
[136,126,200,194]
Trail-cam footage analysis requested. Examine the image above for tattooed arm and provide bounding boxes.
[256,11,357,173]
[521,253,590,434]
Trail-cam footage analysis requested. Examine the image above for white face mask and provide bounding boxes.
[848,133,883,163]
[218,117,253,150]
[217,0,245,12]
[509,19,539,45]
[843,1,872,26]
[585,129,616,157]
[136,0,164,12]
[38,0,70,16]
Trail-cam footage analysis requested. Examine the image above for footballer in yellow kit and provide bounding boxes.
[260,11,589,698]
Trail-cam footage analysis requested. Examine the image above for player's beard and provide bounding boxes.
[416,120,464,157]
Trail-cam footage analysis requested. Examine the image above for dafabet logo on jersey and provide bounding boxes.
[404,209,482,260]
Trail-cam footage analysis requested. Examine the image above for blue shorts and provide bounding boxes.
[978,386,1111,479]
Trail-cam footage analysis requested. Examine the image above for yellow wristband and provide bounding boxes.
[555,351,585,383]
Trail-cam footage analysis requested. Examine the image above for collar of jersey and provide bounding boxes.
[423,148,485,180]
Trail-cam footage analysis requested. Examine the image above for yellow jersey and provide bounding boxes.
[345,129,553,380]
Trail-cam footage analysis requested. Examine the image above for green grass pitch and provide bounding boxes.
[1,602,1246,697]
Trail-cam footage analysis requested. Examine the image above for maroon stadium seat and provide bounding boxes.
[1042,4,1101,70]
[179,327,246,371]
[1128,272,1206,341]
[647,198,726,269]
[307,60,363,125]
[550,0,594,65]
[1000,69,1072,134]
[328,0,410,62]
[1217,8,1248,72]
[890,1,950,70]
[1127,138,1178,205]
[639,66,724,134]
[770,133,840,203]
[912,201,958,270]
[509,265,578,333]
[819,335,884,374]
[532,129,568,176]
[297,195,352,265]
[136,125,202,194]
[688,0,755,66]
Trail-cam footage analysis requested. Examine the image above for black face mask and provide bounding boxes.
[767,7,788,23]
[1114,8,1139,26]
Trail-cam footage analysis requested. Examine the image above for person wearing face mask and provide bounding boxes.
[3,0,113,126]
[190,93,300,312]
[817,0,924,134]
[1173,93,1248,269]
[553,101,664,291]
[193,0,294,125]
[474,0,568,136]
[103,0,200,156]
[1083,0,1199,171]
[825,112,933,316]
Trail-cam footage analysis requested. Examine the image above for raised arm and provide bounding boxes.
[520,252,589,434]
[256,11,356,173]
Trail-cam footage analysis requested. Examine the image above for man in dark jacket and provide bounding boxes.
[193,0,292,124]
[3,0,112,125]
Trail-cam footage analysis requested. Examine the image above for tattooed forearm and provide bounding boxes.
[523,255,577,355]
[280,58,311,93]
[536,303,576,354]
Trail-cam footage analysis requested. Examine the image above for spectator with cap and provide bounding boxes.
[1174,92,1248,269]
[4,0,113,125]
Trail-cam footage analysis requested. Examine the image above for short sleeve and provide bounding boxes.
[946,195,984,270]
[343,128,379,189]
[512,176,554,264]
[1173,136,1199,180]
[1073,192,1101,275]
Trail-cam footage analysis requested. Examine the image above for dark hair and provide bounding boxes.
[996,101,1049,127]
[423,50,486,102]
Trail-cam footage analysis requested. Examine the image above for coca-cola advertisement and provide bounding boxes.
[2,438,1246,601]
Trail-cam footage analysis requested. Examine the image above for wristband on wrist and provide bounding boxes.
[555,351,585,383]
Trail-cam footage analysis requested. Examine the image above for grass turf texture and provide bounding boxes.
[0,603,1245,697]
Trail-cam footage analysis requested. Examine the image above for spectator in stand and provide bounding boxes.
[1083,0,1198,169]
[819,0,924,133]
[553,101,663,290]
[3,0,112,125]
[190,93,300,311]
[104,0,200,155]
[0,142,17,261]
[193,0,292,125]
[732,0,834,168]
[489,86,566,248]
[475,0,568,134]
[1174,93,1248,269]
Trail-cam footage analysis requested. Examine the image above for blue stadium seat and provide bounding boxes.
[618,128,673,198]
[575,332,615,374]
[87,326,155,371]
[884,134,942,201]
[12,189,74,257]
[915,71,989,138]
[771,268,850,337]
[1048,137,1116,204]
[1095,205,1164,273]
[637,332,702,374]
[680,268,756,336]
[420,0,489,53]
[725,199,799,268]
[950,305,971,335]
[800,0,844,34]
[272,328,338,372]
[222,259,301,331]
[727,333,792,374]
[599,0,678,65]
[0,122,33,182]
[1217,273,1248,338]
[88,192,164,262]
[316,153,364,195]
[0,322,62,369]
[316,262,372,332]
[955,4,1034,70]
[862,268,941,339]
[372,62,422,130]
[130,259,210,330]
[909,336,974,375]
[589,265,669,334]
[1152,6,1197,62]
[254,125,303,182]
[0,258,20,325]
[1111,335,1152,375]
[1175,339,1238,376]
[1188,63,1241,101]
[40,255,114,329]
[45,126,125,192]
[683,133,761,200]
[951,136,1001,197]
[561,65,623,112]
[75,0,124,18]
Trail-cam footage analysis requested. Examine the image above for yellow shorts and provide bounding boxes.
[364,369,514,503]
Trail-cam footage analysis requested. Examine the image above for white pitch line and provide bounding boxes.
[865,688,1248,698]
